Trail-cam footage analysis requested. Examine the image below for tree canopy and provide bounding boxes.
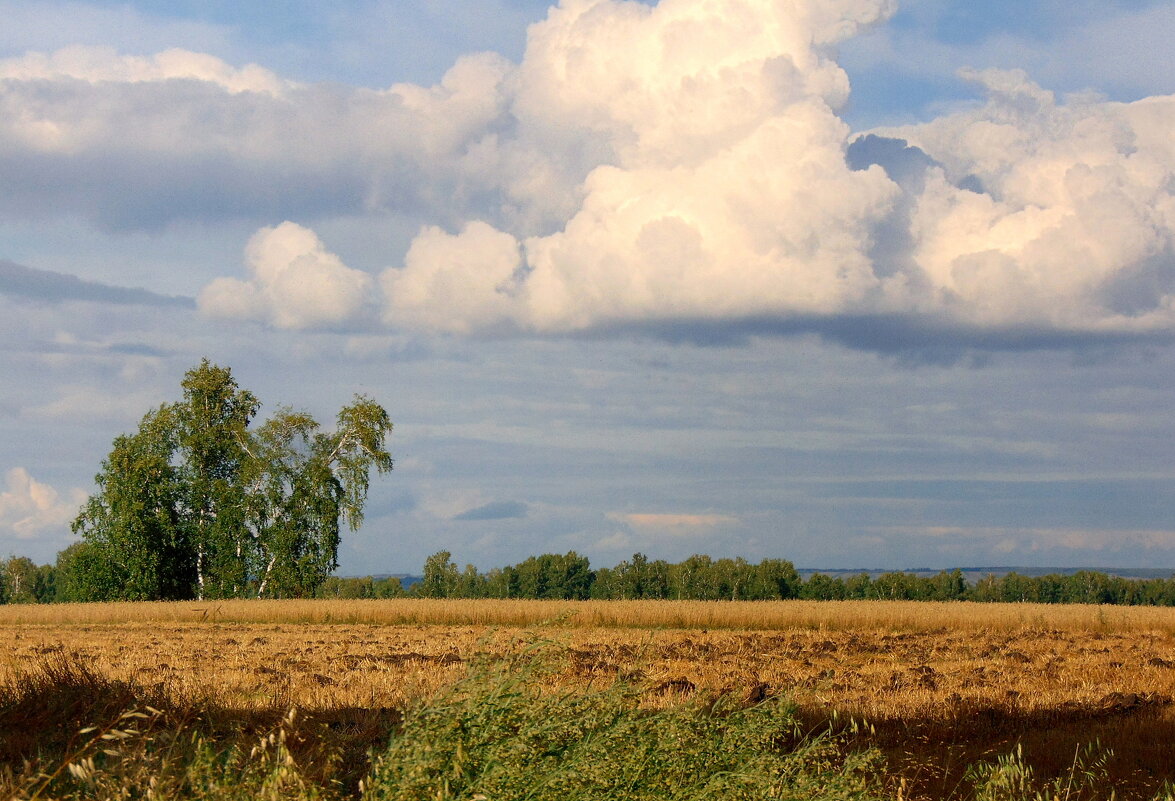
[70,359,393,600]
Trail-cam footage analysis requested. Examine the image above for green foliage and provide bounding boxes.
[403,553,1175,607]
[366,644,885,801]
[315,576,406,600]
[491,552,593,600]
[417,550,460,598]
[50,542,105,603]
[70,406,190,601]
[800,573,848,600]
[930,568,968,601]
[965,743,1123,801]
[69,360,393,602]
[1,556,51,604]
[18,534,1175,608]
[588,553,804,601]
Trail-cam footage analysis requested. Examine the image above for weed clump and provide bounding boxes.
[366,642,884,801]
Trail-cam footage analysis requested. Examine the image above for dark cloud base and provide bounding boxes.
[588,313,1174,363]
[0,259,194,308]
[454,500,529,521]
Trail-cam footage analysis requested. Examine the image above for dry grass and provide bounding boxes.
[1,597,1174,633]
[3,599,1175,799]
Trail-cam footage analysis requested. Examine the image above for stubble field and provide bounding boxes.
[3,599,1175,799]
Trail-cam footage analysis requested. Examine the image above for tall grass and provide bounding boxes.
[0,653,379,800]
[2,598,1174,633]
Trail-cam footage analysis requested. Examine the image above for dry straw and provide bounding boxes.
[1,598,1174,633]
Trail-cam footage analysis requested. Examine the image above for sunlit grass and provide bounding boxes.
[2,597,1175,634]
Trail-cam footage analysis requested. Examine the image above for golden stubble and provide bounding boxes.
[2,599,1174,721]
[5,600,1175,796]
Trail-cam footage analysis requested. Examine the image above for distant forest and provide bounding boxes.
[3,548,1175,606]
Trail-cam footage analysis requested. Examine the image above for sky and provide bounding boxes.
[3,0,1175,575]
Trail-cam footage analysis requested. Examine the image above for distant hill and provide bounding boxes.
[362,573,422,589]
[798,567,1175,582]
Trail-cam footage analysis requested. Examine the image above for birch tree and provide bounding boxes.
[71,360,393,601]
[176,360,258,599]
[246,399,393,598]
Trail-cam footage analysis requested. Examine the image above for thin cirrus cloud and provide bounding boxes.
[621,513,741,533]
[3,0,1175,349]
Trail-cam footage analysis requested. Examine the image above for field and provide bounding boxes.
[2,599,1175,799]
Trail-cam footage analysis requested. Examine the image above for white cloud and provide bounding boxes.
[374,2,1175,341]
[0,45,287,93]
[618,513,740,534]
[382,0,902,333]
[877,69,1175,331]
[0,467,85,539]
[0,46,516,228]
[198,221,376,330]
[5,0,1175,349]
[381,221,522,334]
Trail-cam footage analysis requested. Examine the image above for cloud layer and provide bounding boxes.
[0,259,193,306]
[2,0,1174,348]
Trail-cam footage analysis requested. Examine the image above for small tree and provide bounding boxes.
[2,557,41,604]
[801,573,847,600]
[418,550,459,598]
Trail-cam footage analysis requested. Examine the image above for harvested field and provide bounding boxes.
[2,599,1175,799]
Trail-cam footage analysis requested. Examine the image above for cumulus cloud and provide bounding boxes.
[380,221,523,334]
[0,467,86,539]
[375,0,1175,345]
[382,0,902,333]
[0,46,515,229]
[873,68,1175,333]
[6,0,1175,350]
[198,222,376,329]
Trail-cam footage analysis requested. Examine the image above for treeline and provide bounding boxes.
[0,546,407,604]
[313,551,1175,606]
[4,548,1175,606]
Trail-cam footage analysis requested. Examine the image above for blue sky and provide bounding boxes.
[3,0,1175,575]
